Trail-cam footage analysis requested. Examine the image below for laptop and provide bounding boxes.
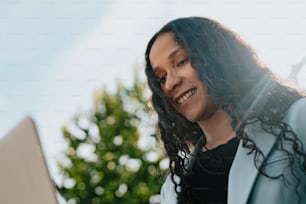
[0,116,58,204]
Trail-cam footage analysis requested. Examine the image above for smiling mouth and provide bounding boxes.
[176,88,197,105]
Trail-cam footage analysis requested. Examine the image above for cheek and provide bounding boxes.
[164,96,179,111]
[168,97,177,108]
[161,91,175,107]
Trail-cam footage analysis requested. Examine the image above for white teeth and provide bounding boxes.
[177,89,196,104]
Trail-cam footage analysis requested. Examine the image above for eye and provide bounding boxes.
[158,75,167,85]
[176,57,189,67]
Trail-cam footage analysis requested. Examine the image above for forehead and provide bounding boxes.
[149,32,181,69]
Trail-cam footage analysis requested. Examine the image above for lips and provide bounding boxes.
[175,88,197,105]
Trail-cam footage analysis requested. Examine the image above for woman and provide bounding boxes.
[144,17,306,204]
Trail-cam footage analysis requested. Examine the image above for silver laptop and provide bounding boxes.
[0,116,58,204]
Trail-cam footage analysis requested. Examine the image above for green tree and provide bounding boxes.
[57,76,168,204]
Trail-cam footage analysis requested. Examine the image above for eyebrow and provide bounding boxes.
[168,47,183,59]
[152,47,184,74]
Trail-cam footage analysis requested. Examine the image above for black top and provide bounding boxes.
[178,137,240,204]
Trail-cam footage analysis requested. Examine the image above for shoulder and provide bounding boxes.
[284,97,306,143]
[160,174,178,204]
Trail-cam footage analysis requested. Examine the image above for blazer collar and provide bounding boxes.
[228,122,278,204]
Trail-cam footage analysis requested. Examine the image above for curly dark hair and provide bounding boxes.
[144,17,306,202]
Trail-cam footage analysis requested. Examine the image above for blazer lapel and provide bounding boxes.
[228,123,278,204]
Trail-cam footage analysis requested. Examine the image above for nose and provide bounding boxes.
[164,71,182,93]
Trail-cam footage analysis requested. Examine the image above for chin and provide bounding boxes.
[184,114,201,123]
[185,109,217,123]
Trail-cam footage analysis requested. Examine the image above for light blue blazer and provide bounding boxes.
[161,98,306,204]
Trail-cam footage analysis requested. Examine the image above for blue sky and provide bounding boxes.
[1,0,306,202]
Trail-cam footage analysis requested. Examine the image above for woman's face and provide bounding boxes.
[149,32,216,122]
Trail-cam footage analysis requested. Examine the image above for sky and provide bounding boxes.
[1,0,306,202]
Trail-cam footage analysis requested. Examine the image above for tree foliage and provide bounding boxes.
[57,77,168,204]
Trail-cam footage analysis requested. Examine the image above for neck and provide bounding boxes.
[198,109,236,150]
